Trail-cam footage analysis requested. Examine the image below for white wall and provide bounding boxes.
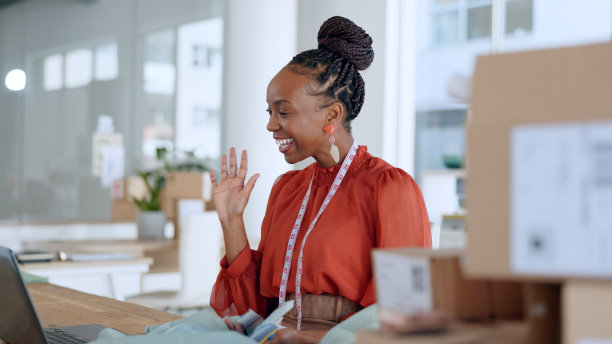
[222,0,297,239]
[294,0,389,169]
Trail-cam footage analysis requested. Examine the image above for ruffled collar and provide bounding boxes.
[312,145,369,186]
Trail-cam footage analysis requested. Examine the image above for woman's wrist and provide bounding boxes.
[220,214,245,229]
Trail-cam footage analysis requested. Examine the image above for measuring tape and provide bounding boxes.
[278,140,359,330]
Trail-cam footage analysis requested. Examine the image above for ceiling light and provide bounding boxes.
[5,69,26,91]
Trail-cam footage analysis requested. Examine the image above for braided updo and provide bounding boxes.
[289,16,374,128]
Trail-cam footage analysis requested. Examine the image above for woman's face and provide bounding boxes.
[266,67,331,165]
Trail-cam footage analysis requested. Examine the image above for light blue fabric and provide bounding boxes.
[320,304,380,344]
[90,305,380,344]
[90,310,256,344]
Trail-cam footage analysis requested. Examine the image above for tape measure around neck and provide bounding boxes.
[278,140,359,330]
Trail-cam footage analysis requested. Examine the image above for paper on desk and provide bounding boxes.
[373,252,432,315]
[511,121,612,277]
[68,253,136,261]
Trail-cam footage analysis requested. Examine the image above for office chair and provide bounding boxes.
[125,211,222,312]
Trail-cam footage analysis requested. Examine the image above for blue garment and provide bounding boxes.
[90,305,379,344]
[90,310,255,344]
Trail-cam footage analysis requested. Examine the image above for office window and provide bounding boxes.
[431,0,494,47]
[65,49,93,88]
[141,29,176,167]
[143,30,176,96]
[505,0,533,36]
[175,18,223,160]
[466,2,492,39]
[43,54,63,91]
[192,45,207,67]
[433,11,459,45]
[413,0,611,225]
[95,43,118,81]
[415,109,467,174]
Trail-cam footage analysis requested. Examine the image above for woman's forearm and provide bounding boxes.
[221,215,249,265]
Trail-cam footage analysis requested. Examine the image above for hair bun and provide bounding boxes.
[317,16,374,71]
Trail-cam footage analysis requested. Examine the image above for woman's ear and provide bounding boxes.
[326,102,345,125]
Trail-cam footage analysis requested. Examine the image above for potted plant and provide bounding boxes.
[131,148,210,239]
[132,167,166,240]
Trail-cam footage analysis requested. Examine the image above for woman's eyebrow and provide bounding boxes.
[273,99,291,105]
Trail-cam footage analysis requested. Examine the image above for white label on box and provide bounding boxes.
[577,339,612,344]
[511,121,612,277]
[373,252,432,315]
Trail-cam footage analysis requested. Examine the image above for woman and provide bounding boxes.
[210,16,431,343]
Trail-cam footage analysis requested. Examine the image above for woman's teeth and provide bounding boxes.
[276,138,295,146]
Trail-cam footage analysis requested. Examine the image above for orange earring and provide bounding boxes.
[324,125,339,163]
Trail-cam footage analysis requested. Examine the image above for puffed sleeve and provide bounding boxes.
[359,168,431,306]
[210,244,267,317]
[375,168,431,248]
[210,173,289,318]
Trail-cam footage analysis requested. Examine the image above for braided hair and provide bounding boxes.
[288,16,374,131]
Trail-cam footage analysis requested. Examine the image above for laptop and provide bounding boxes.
[0,246,113,344]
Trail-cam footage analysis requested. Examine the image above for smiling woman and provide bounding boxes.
[208,16,431,344]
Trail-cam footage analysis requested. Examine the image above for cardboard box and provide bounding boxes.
[111,176,147,201]
[161,172,209,220]
[111,199,139,222]
[356,321,527,344]
[491,281,524,319]
[373,248,491,320]
[164,172,207,199]
[466,42,612,280]
[563,280,612,344]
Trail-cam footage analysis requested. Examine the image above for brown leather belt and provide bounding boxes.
[281,293,363,330]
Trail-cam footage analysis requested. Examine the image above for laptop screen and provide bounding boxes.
[0,247,48,344]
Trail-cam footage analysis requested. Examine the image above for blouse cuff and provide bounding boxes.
[220,244,253,279]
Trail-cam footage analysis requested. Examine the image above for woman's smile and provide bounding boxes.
[275,137,296,154]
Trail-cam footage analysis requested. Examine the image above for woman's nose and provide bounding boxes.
[266,114,279,132]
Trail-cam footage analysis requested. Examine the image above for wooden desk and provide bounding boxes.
[28,283,181,334]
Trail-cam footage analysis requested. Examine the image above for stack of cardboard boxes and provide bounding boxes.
[111,176,146,221]
[466,41,612,343]
[111,171,213,239]
[161,171,214,239]
[361,42,612,343]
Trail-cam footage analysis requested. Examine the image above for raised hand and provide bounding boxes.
[210,147,260,222]
[210,147,260,264]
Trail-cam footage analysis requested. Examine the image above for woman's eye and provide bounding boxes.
[266,109,272,115]
[279,112,288,116]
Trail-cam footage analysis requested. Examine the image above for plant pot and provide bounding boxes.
[136,211,167,240]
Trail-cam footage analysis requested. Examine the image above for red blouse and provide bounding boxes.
[211,146,431,317]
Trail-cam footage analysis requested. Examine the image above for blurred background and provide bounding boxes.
[1,0,611,236]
